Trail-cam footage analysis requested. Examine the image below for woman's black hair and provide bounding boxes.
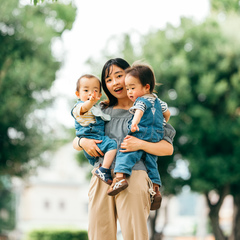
[101,58,130,108]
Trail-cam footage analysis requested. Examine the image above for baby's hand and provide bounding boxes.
[131,123,139,132]
[89,91,100,103]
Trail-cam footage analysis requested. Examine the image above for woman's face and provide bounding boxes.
[105,65,128,100]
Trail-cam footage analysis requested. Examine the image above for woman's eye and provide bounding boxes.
[117,75,122,78]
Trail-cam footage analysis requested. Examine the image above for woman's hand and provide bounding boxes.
[72,137,104,157]
[119,135,174,156]
[119,135,143,152]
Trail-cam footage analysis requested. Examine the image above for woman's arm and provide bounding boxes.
[72,137,104,157]
[120,123,176,156]
[120,136,173,156]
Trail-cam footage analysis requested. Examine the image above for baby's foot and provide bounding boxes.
[107,177,128,196]
[94,167,113,185]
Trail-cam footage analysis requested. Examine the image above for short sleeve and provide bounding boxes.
[158,98,168,113]
[163,123,176,144]
[129,100,147,115]
[72,103,83,119]
[72,102,96,126]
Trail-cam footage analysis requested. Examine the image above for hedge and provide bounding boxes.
[27,229,88,240]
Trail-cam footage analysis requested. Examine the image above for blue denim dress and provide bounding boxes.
[71,100,117,166]
[114,96,164,186]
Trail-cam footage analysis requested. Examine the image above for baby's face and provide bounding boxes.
[125,75,150,102]
[78,77,101,102]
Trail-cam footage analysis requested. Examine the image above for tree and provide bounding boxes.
[0,0,76,177]
[148,155,185,240]
[139,17,240,240]
[0,177,15,233]
[0,0,76,233]
[210,0,240,13]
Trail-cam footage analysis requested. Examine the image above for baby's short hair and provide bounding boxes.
[125,62,155,93]
[76,74,101,92]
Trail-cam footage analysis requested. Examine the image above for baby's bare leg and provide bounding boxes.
[102,149,117,168]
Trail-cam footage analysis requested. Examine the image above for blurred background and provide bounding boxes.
[0,0,240,240]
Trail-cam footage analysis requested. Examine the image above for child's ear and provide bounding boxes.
[99,93,102,98]
[145,84,150,91]
[75,91,80,98]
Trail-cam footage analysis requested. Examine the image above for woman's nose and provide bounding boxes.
[113,78,119,85]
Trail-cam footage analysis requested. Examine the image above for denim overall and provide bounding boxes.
[71,100,117,166]
[115,96,164,186]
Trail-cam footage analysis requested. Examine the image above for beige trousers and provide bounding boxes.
[88,170,151,240]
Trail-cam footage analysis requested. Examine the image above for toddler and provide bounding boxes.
[71,74,117,185]
[107,64,170,210]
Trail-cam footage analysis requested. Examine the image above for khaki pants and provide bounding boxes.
[88,170,151,240]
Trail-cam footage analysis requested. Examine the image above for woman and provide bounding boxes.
[73,58,175,240]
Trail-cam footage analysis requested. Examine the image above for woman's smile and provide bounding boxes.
[114,87,123,93]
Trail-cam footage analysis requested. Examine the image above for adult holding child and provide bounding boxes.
[73,58,175,240]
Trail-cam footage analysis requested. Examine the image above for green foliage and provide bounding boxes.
[94,15,240,201]
[0,0,76,234]
[31,0,58,6]
[27,229,88,240]
[0,0,76,177]
[76,150,88,166]
[140,17,240,195]
[120,34,139,65]
[158,155,185,196]
[137,16,240,239]
[210,0,240,13]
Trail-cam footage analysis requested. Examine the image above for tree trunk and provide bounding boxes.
[205,185,229,240]
[148,196,171,240]
[149,210,159,240]
[208,213,227,240]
